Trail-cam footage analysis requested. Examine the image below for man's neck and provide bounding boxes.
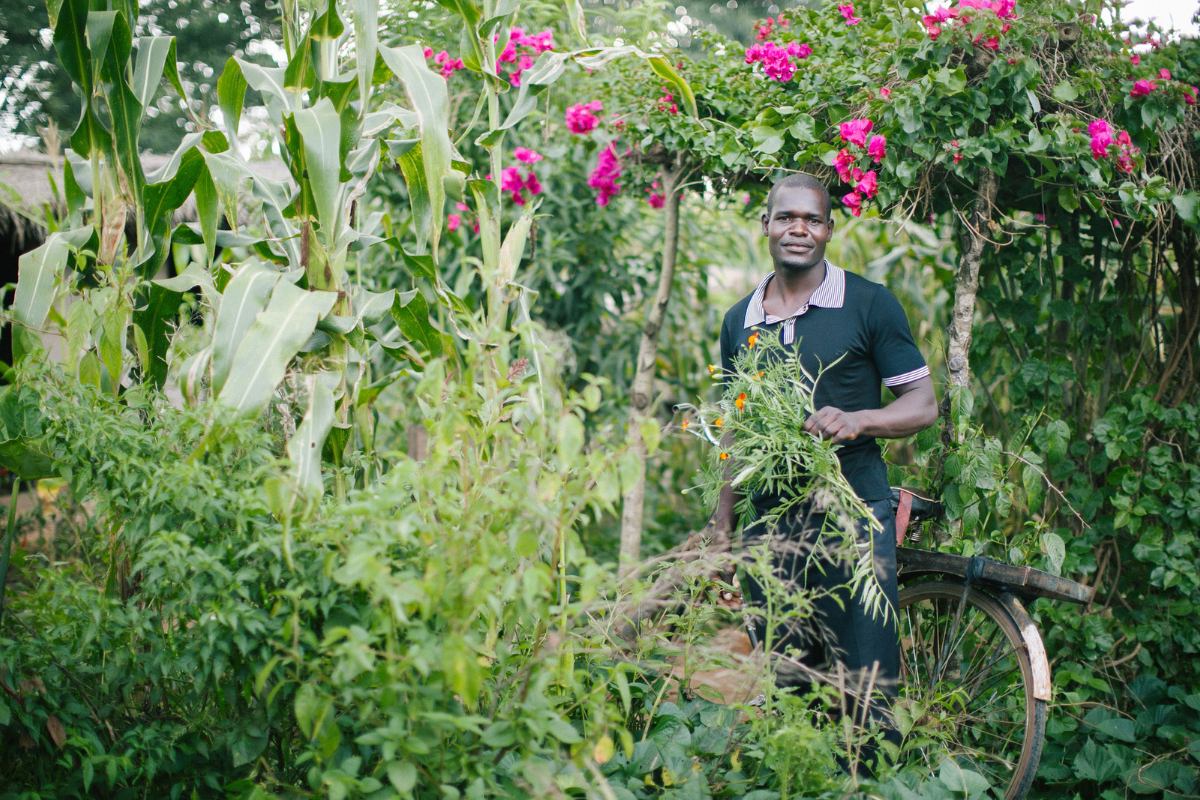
[764,260,826,317]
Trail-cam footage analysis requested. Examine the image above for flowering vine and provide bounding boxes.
[587,144,622,206]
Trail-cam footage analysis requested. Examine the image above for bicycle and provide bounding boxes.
[890,488,1095,800]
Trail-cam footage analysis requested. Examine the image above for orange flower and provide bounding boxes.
[708,364,717,374]
[748,332,758,348]
[735,393,746,411]
[681,419,690,429]
[714,418,723,427]
[719,452,730,461]
[757,371,765,378]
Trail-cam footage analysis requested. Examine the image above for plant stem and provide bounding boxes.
[619,160,684,573]
[0,478,23,631]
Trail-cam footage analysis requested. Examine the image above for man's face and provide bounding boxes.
[761,186,834,271]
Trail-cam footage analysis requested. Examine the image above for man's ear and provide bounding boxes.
[761,213,769,234]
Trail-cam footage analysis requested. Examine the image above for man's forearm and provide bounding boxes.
[854,378,938,439]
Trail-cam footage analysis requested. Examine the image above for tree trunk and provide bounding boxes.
[619,161,684,573]
[945,170,997,394]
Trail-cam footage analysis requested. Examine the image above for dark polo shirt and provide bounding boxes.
[719,263,929,504]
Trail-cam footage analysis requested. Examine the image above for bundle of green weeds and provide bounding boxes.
[684,329,888,621]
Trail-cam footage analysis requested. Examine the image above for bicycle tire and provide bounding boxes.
[897,580,1047,800]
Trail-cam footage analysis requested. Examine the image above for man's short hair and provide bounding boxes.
[766,174,832,219]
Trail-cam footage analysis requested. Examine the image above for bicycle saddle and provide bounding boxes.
[890,487,944,544]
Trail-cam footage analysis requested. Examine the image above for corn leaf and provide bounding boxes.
[217,282,338,419]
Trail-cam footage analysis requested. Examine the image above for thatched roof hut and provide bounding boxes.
[0,149,293,268]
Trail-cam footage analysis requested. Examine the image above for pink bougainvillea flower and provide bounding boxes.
[1112,217,1121,227]
[1089,130,1113,159]
[648,192,665,209]
[587,144,622,206]
[745,42,800,82]
[456,201,470,212]
[434,50,466,78]
[1183,86,1198,106]
[786,41,813,59]
[856,169,879,198]
[879,86,892,99]
[423,46,434,59]
[839,118,873,147]
[514,147,544,164]
[960,0,1014,17]
[498,41,518,63]
[525,171,542,195]
[839,3,862,24]
[842,191,863,216]
[922,5,957,38]
[867,134,887,162]
[566,101,603,134]
[1159,68,1172,80]
[501,166,528,204]
[953,153,963,164]
[1130,54,1140,65]
[851,166,864,182]
[755,17,774,41]
[834,148,856,182]
[1130,79,1156,97]
[980,35,1000,50]
[657,92,680,114]
[447,214,461,232]
[1035,213,1045,221]
[524,29,555,51]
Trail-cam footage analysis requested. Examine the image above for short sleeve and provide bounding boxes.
[868,287,929,388]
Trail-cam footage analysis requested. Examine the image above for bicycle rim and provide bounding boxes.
[897,580,1046,800]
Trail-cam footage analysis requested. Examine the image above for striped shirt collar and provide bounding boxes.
[743,261,846,329]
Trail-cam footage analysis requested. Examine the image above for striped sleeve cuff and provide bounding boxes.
[882,365,931,387]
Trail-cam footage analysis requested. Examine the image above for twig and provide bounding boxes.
[1001,450,1089,530]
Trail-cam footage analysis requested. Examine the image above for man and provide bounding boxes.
[712,173,938,714]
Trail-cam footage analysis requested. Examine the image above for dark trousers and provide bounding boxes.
[741,498,900,708]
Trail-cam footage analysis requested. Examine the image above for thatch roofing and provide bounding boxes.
[0,149,293,256]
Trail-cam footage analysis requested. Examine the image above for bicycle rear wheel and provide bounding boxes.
[897,580,1046,800]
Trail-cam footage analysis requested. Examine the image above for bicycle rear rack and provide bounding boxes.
[896,547,1096,606]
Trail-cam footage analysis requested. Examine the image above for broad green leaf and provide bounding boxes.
[287,372,338,495]
[938,759,989,796]
[396,141,433,252]
[310,1,344,40]
[496,204,533,290]
[400,249,437,280]
[1094,717,1137,742]
[144,146,204,223]
[85,11,118,86]
[293,97,343,238]
[498,51,571,130]
[200,150,251,234]
[13,226,94,331]
[154,262,220,311]
[216,56,248,144]
[194,163,219,266]
[132,282,183,389]
[99,307,125,394]
[211,261,284,394]
[645,56,697,117]
[1057,185,1079,213]
[390,289,442,358]
[216,282,338,419]
[351,0,379,116]
[1172,192,1199,224]
[252,176,302,266]
[1052,80,1079,103]
[355,288,396,326]
[235,58,292,123]
[387,761,417,793]
[131,36,172,112]
[565,0,587,43]
[379,44,452,257]
[0,439,55,480]
[1042,532,1065,576]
